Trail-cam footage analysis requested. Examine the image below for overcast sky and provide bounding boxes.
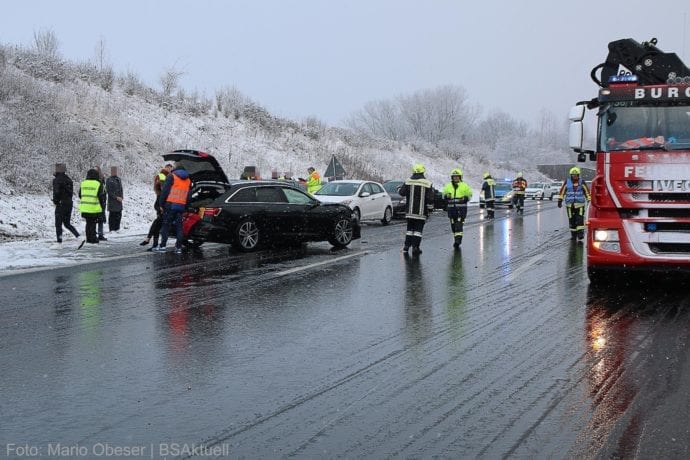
[2,0,689,127]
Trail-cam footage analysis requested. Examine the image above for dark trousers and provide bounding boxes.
[567,205,586,238]
[160,208,184,249]
[55,204,79,241]
[98,211,106,237]
[108,211,122,231]
[404,218,426,249]
[448,207,468,244]
[84,215,99,243]
[485,199,495,218]
[147,200,164,245]
[513,194,525,212]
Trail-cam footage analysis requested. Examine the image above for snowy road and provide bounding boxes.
[2,199,689,458]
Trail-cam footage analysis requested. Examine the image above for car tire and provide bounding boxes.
[381,206,392,225]
[233,218,260,252]
[328,216,354,248]
[549,194,554,201]
[352,207,361,222]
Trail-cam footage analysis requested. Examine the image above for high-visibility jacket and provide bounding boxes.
[481,178,496,201]
[512,177,527,194]
[559,178,591,207]
[307,171,322,194]
[442,181,473,207]
[166,174,191,205]
[399,176,434,220]
[79,179,102,214]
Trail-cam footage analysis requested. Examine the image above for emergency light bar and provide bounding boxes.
[608,74,638,84]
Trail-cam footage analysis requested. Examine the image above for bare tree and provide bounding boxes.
[159,65,185,98]
[33,29,59,57]
[94,36,108,71]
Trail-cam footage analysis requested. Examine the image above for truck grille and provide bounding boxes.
[649,243,690,254]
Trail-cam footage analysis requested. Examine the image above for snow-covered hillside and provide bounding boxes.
[0,45,566,241]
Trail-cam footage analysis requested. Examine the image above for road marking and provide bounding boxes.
[272,251,368,278]
[506,252,548,284]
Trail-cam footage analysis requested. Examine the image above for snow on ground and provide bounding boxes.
[0,183,156,272]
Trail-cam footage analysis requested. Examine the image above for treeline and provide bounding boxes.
[0,30,571,194]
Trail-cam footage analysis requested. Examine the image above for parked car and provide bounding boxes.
[383,180,406,218]
[163,150,360,252]
[314,180,393,225]
[525,182,555,200]
[480,180,514,208]
[550,181,564,199]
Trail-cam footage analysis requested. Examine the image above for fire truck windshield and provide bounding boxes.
[599,105,690,152]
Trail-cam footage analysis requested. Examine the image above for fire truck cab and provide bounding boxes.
[569,38,690,280]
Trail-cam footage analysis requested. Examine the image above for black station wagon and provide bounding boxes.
[164,150,360,252]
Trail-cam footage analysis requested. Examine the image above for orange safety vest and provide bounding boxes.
[166,174,191,205]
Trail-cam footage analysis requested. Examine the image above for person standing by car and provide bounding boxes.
[306,167,322,195]
[511,172,528,215]
[106,166,124,232]
[442,168,473,249]
[155,164,192,254]
[558,166,591,241]
[140,165,171,250]
[481,172,496,219]
[398,163,435,254]
[52,163,80,243]
[79,168,106,244]
[93,166,107,241]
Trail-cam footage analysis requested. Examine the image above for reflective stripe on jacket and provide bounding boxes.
[481,178,496,201]
[512,178,527,194]
[167,174,191,205]
[401,177,433,220]
[79,179,102,214]
[442,181,472,207]
[563,178,590,206]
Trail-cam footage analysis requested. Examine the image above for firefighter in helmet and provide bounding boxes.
[558,166,591,240]
[481,172,496,219]
[398,163,435,254]
[511,172,527,214]
[442,168,473,249]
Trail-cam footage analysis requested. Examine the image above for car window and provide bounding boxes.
[255,186,287,203]
[316,182,358,196]
[361,183,373,195]
[283,187,314,204]
[370,183,384,194]
[227,187,255,202]
[383,181,402,193]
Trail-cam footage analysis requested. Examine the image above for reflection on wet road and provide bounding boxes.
[1,202,689,458]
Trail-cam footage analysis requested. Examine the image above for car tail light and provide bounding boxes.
[203,207,222,217]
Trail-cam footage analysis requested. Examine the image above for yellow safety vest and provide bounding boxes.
[79,179,102,214]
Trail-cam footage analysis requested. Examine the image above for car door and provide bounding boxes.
[282,186,324,237]
[358,182,377,220]
[368,182,389,218]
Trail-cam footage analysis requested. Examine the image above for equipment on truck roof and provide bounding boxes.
[591,37,690,88]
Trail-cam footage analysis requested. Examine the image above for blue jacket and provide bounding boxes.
[159,168,192,212]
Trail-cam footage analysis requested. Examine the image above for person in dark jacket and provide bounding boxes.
[154,165,192,254]
[398,163,435,254]
[79,168,106,244]
[93,166,107,241]
[52,163,80,243]
[140,166,171,250]
[106,166,124,232]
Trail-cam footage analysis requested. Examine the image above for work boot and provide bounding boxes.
[402,246,410,253]
[412,246,422,255]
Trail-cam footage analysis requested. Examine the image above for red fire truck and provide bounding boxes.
[569,38,690,280]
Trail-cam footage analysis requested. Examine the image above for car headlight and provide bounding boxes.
[592,229,620,253]
[341,199,353,206]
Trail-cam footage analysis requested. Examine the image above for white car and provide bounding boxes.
[314,180,393,225]
[525,182,546,200]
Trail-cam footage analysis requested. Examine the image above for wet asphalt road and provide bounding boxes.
[2,199,690,459]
